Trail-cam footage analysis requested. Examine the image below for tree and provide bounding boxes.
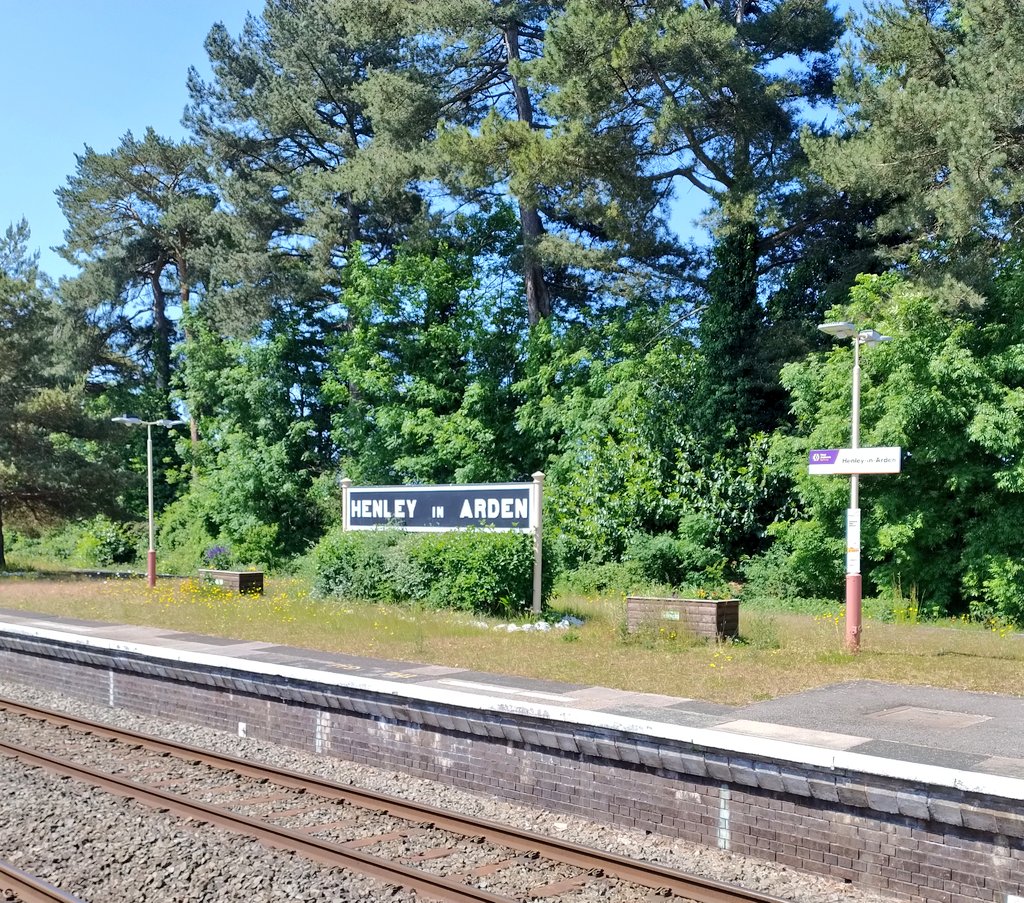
[0,222,121,567]
[808,0,1024,290]
[56,129,219,440]
[324,226,530,485]
[528,0,847,439]
[186,0,425,291]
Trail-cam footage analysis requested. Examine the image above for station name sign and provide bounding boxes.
[343,483,536,533]
[808,447,902,475]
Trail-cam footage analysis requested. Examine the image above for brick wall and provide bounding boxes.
[1,635,1021,902]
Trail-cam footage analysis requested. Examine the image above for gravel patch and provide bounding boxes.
[0,679,897,902]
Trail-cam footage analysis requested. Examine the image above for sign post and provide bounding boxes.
[531,472,544,614]
[815,321,895,653]
[340,476,545,613]
[808,445,901,651]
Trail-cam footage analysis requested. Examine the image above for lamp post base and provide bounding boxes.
[147,550,157,588]
[845,573,862,653]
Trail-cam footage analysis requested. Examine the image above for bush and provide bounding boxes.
[557,560,644,596]
[17,517,141,569]
[965,555,1024,627]
[741,520,843,603]
[73,515,140,567]
[312,528,408,603]
[157,493,220,575]
[407,530,545,616]
[624,516,726,587]
[311,528,551,616]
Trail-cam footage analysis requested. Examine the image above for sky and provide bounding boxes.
[2,1,865,283]
[1,0,254,280]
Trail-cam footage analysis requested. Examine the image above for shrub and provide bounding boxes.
[624,516,726,588]
[557,560,644,596]
[311,528,551,616]
[966,555,1024,627]
[741,520,843,603]
[312,528,407,603]
[157,492,220,574]
[406,530,544,616]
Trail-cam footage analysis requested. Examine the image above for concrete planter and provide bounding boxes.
[626,596,739,640]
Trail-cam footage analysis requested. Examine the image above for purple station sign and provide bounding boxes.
[808,447,902,475]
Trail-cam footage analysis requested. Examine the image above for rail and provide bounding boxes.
[0,696,789,903]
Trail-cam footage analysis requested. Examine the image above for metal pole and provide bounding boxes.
[531,471,544,615]
[846,337,862,652]
[146,423,156,588]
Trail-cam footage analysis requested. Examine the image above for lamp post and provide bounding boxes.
[817,322,891,653]
[112,416,186,587]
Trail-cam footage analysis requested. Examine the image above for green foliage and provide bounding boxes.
[325,237,529,485]
[311,528,547,616]
[56,129,218,408]
[809,0,1024,287]
[531,327,695,566]
[0,220,124,568]
[623,517,726,588]
[160,431,318,571]
[556,561,645,597]
[73,516,140,567]
[672,433,797,561]
[157,492,220,575]
[312,529,409,605]
[21,0,1024,635]
[9,516,142,569]
[406,530,543,617]
[775,270,1024,624]
[741,521,843,602]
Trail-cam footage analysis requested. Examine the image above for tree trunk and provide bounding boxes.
[503,23,551,326]
[519,204,551,326]
[175,254,201,452]
[150,269,172,402]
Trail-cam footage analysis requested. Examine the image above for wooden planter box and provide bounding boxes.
[197,569,264,595]
[626,596,739,640]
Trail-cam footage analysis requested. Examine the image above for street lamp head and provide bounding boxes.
[112,415,143,426]
[818,321,858,340]
[155,419,187,429]
[819,322,893,347]
[858,329,892,347]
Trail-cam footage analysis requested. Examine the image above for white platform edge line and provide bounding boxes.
[4,622,1023,801]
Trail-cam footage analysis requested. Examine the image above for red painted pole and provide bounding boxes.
[845,573,862,652]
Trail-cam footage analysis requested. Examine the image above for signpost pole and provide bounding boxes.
[846,340,862,653]
[817,321,894,654]
[531,472,545,614]
[341,478,352,532]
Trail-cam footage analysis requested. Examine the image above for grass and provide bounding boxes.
[0,571,1021,706]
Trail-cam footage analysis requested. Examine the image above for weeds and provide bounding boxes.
[0,574,1020,705]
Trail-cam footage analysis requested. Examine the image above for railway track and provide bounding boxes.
[0,697,786,903]
[0,858,85,903]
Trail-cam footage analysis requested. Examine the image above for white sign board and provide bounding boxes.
[808,447,902,475]
[846,507,861,575]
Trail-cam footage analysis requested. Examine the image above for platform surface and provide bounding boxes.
[2,605,1023,786]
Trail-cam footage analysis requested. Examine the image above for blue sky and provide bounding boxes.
[2,1,254,279]
[3,1,864,282]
